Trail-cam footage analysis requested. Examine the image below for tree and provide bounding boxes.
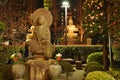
[82,0,120,70]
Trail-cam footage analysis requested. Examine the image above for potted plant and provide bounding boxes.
[49,53,62,80]
[11,52,26,79]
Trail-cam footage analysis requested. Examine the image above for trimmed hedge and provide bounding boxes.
[84,61,102,72]
[86,64,103,74]
[54,45,103,62]
[86,52,103,64]
[85,71,115,80]
[0,45,103,64]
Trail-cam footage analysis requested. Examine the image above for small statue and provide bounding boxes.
[26,26,34,41]
[25,8,54,59]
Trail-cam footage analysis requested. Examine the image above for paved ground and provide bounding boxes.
[58,69,85,80]
[69,70,85,80]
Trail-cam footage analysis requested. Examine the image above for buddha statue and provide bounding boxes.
[66,16,78,39]
[25,8,54,59]
[25,8,55,80]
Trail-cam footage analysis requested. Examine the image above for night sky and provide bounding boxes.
[36,0,44,8]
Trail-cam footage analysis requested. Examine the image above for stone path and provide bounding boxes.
[58,69,85,80]
[69,70,85,80]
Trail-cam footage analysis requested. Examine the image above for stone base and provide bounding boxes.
[26,59,50,80]
[67,38,79,45]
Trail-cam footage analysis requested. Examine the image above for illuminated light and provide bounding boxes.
[90,30,93,33]
[97,7,100,9]
[61,0,70,8]
[90,16,94,19]
[99,12,103,16]
[61,0,70,45]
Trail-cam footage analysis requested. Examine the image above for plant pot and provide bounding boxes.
[12,64,25,80]
[49,64,62,80]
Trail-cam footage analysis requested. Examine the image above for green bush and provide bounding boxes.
[0,46,25,64]
[86,52,103,64]
[86,64,103,74]
[85,71,115,80]
[59,61,73,74]
[112,46,120,61]
[107,68,120,80]
[59,61,74,80]
[84,61,102,72]
[54,46,103,62]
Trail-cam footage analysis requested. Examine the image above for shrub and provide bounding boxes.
[86,64,103,74]
[112,46,120,61]
[86,52,103,64]
[107,68,120,80]
[0,46,25,64]
[59,61,73,74]
[85,71,115,80]
[84,61,102,72]
[59,62,74,80]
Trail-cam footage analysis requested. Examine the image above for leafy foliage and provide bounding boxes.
[85,71,115,80]
[107,68,120,80]
[82,0,120,44]
[112,46,120,61]
[85,64,103,74]
[59,61,73,80]
[82,0,105,39]
[0,22,6,42]
[84,61,102,72]
[59,61,73,74]
[0,46,25,64]
[54,46,103,62]
[86,52,103,64]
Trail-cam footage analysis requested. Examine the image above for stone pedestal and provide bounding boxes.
[75,61,82,70]
[12,64,26,80]
[67,38,79,45]
[26,58,50,80]
[86,38,92,45]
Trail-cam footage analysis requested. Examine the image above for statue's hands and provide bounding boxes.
[41,39,46,44]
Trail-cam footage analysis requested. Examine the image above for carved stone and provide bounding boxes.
[25,8,54,59]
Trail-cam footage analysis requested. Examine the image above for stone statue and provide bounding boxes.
[25,8,54,59]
